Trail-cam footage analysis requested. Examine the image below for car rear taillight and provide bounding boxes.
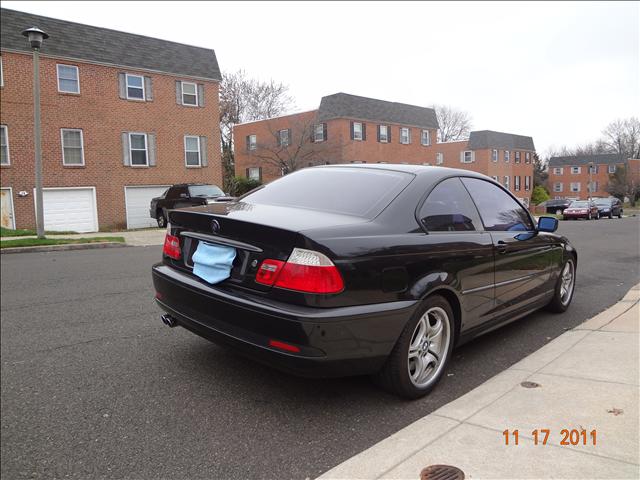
[163,230,181,260]
[255,248,344,294]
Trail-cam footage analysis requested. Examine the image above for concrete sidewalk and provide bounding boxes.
[0,228,165,247]
[319,285,640,480]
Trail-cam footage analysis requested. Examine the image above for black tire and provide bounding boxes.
[618,212,623,219]
[608,212,613,219]
[595,211,600,219]
[587,212,592,220]
[373,295,455,399]
[157,213,167,228]
[546,257,576,313]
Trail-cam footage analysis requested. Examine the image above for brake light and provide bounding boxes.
[163,233,181,260]
[255,248,344,294]
[268,339,301,353]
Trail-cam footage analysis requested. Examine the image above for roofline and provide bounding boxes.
[318,115,438,130]
[1,7,220,59]
[1,48,220,82]
[234,109,318,127]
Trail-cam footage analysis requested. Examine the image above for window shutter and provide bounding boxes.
[176,81,182,104]
[377,125,381,142]
[323,123,327,141]
[362,123,367,141]
[245,168,250,178]
[276,130,281,147]
[258,167,262,182]
[197,84,205,107]
[408,129,411,144]
[144,76,153,101]
[460,151,464,163]
[310,125,316,143]
[148,133,157,166]
[350,121,354,140]
[287,129,292,146]
[121,132,130,166]
[387,126,391,143]
[118,73,126,99]
[246,136,250,151]
[199,136,208,166]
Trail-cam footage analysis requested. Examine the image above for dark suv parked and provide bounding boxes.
[593,197,623,219]
[150,184,224,227]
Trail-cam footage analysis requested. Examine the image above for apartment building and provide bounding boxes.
[233,93,536,205]
[548,153,640,200]
[0,9,222,231]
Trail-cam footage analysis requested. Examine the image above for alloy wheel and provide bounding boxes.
[408,307,451,388]
[560,260,575,306]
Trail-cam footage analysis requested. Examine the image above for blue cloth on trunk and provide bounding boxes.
[192,242,236,284]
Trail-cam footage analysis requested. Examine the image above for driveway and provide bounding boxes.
[1,217,638,479]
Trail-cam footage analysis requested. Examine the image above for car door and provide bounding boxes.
[461,177,558,317]
[171,186,193,209]
[417,177,496,331]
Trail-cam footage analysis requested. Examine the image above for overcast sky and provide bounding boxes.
[4,1,638,155]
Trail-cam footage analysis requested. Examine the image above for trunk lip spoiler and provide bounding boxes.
[180,231,263,253]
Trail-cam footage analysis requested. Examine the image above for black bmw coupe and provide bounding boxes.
[152,165,576,398]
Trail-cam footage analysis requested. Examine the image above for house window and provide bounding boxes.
[61,129,84,166]
[126,74,145,100]
[514,176,521,191]
[400,127,411,144]
[570,182,581,192]
[461,151,474,163]
[314,123,326,142]
[436,152,444,165]
[491,149,498,162]
[571,166,581,174]
[379,125,389,143]
[588,164,598,174]
[248,167,261,181]
[278,129,290,147]
[608,164,616,174]
[0,125,9,165]
[522,197,530,207]
[588,181,598,193]
[504,150,510,162]
[129,133,148,166]
[57,64,79,93]
[181,81,198,106]
[353,122,363,141]
[525,176,531,191]
[421,129,430,146]
[515,151,521,163]
[554,183,563,192]
[525,152,531,163]
[492,176,498,181]
[247,134,257,151]
[503,176,510,189]
[184,136,201,167]
[553,167,563,175]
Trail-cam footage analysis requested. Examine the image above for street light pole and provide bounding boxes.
[22,27,49,239]
[588,162,593,202]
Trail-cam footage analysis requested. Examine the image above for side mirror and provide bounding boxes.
[538,216,558,233]
[179,193,188,198]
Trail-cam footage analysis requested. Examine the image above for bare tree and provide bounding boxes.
[250,116,342,176]
[432,104,472,142]
[219,70,295,188]
[601,117,640,159]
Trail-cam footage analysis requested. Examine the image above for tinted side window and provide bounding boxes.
[419,178,482,232]
[166,187,183,200]
[461,178,534,231]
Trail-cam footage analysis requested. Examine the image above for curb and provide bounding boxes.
[0,242,127,254]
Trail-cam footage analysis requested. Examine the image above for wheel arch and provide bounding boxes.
[421,286,462,345]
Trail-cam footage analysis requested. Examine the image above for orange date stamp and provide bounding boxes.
[503,429,597,446]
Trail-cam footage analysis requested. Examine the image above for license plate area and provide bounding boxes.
[183,237,249,282]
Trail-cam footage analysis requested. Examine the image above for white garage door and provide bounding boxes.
[125,185,170,229]
[39,187,98,233]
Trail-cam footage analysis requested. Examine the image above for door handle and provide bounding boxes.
[495,241,508,254]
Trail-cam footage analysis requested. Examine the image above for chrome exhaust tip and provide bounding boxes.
[161,314,177,328]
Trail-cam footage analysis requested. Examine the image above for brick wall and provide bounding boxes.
[0,51,222,230]
[234,112,534,203]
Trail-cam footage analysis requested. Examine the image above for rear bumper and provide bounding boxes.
[152,263,417,377]
[563,213,588,219]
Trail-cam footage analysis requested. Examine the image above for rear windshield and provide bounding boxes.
[188,185,223,197]
[242,167,414,218]
[594,199,611,205]
[570,201,589,207]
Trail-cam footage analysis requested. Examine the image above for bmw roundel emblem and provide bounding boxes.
[211,219,221,234]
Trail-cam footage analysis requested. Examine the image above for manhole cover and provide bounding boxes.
[420,464,465,480]
[520,381,541,388]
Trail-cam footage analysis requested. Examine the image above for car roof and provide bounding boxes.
[315,163,492,182]
[172,183,216,187]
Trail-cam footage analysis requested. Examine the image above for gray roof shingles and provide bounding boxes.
[468,130,535,151]
[318,93,439,129]
[549,153,626,166]
[0,8,221,80]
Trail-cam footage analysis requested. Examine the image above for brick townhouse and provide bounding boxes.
[547,153,640,200]
[234,93,536,205]
[0,9,222,231]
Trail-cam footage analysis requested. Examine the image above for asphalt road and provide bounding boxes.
[1,217,639,480]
